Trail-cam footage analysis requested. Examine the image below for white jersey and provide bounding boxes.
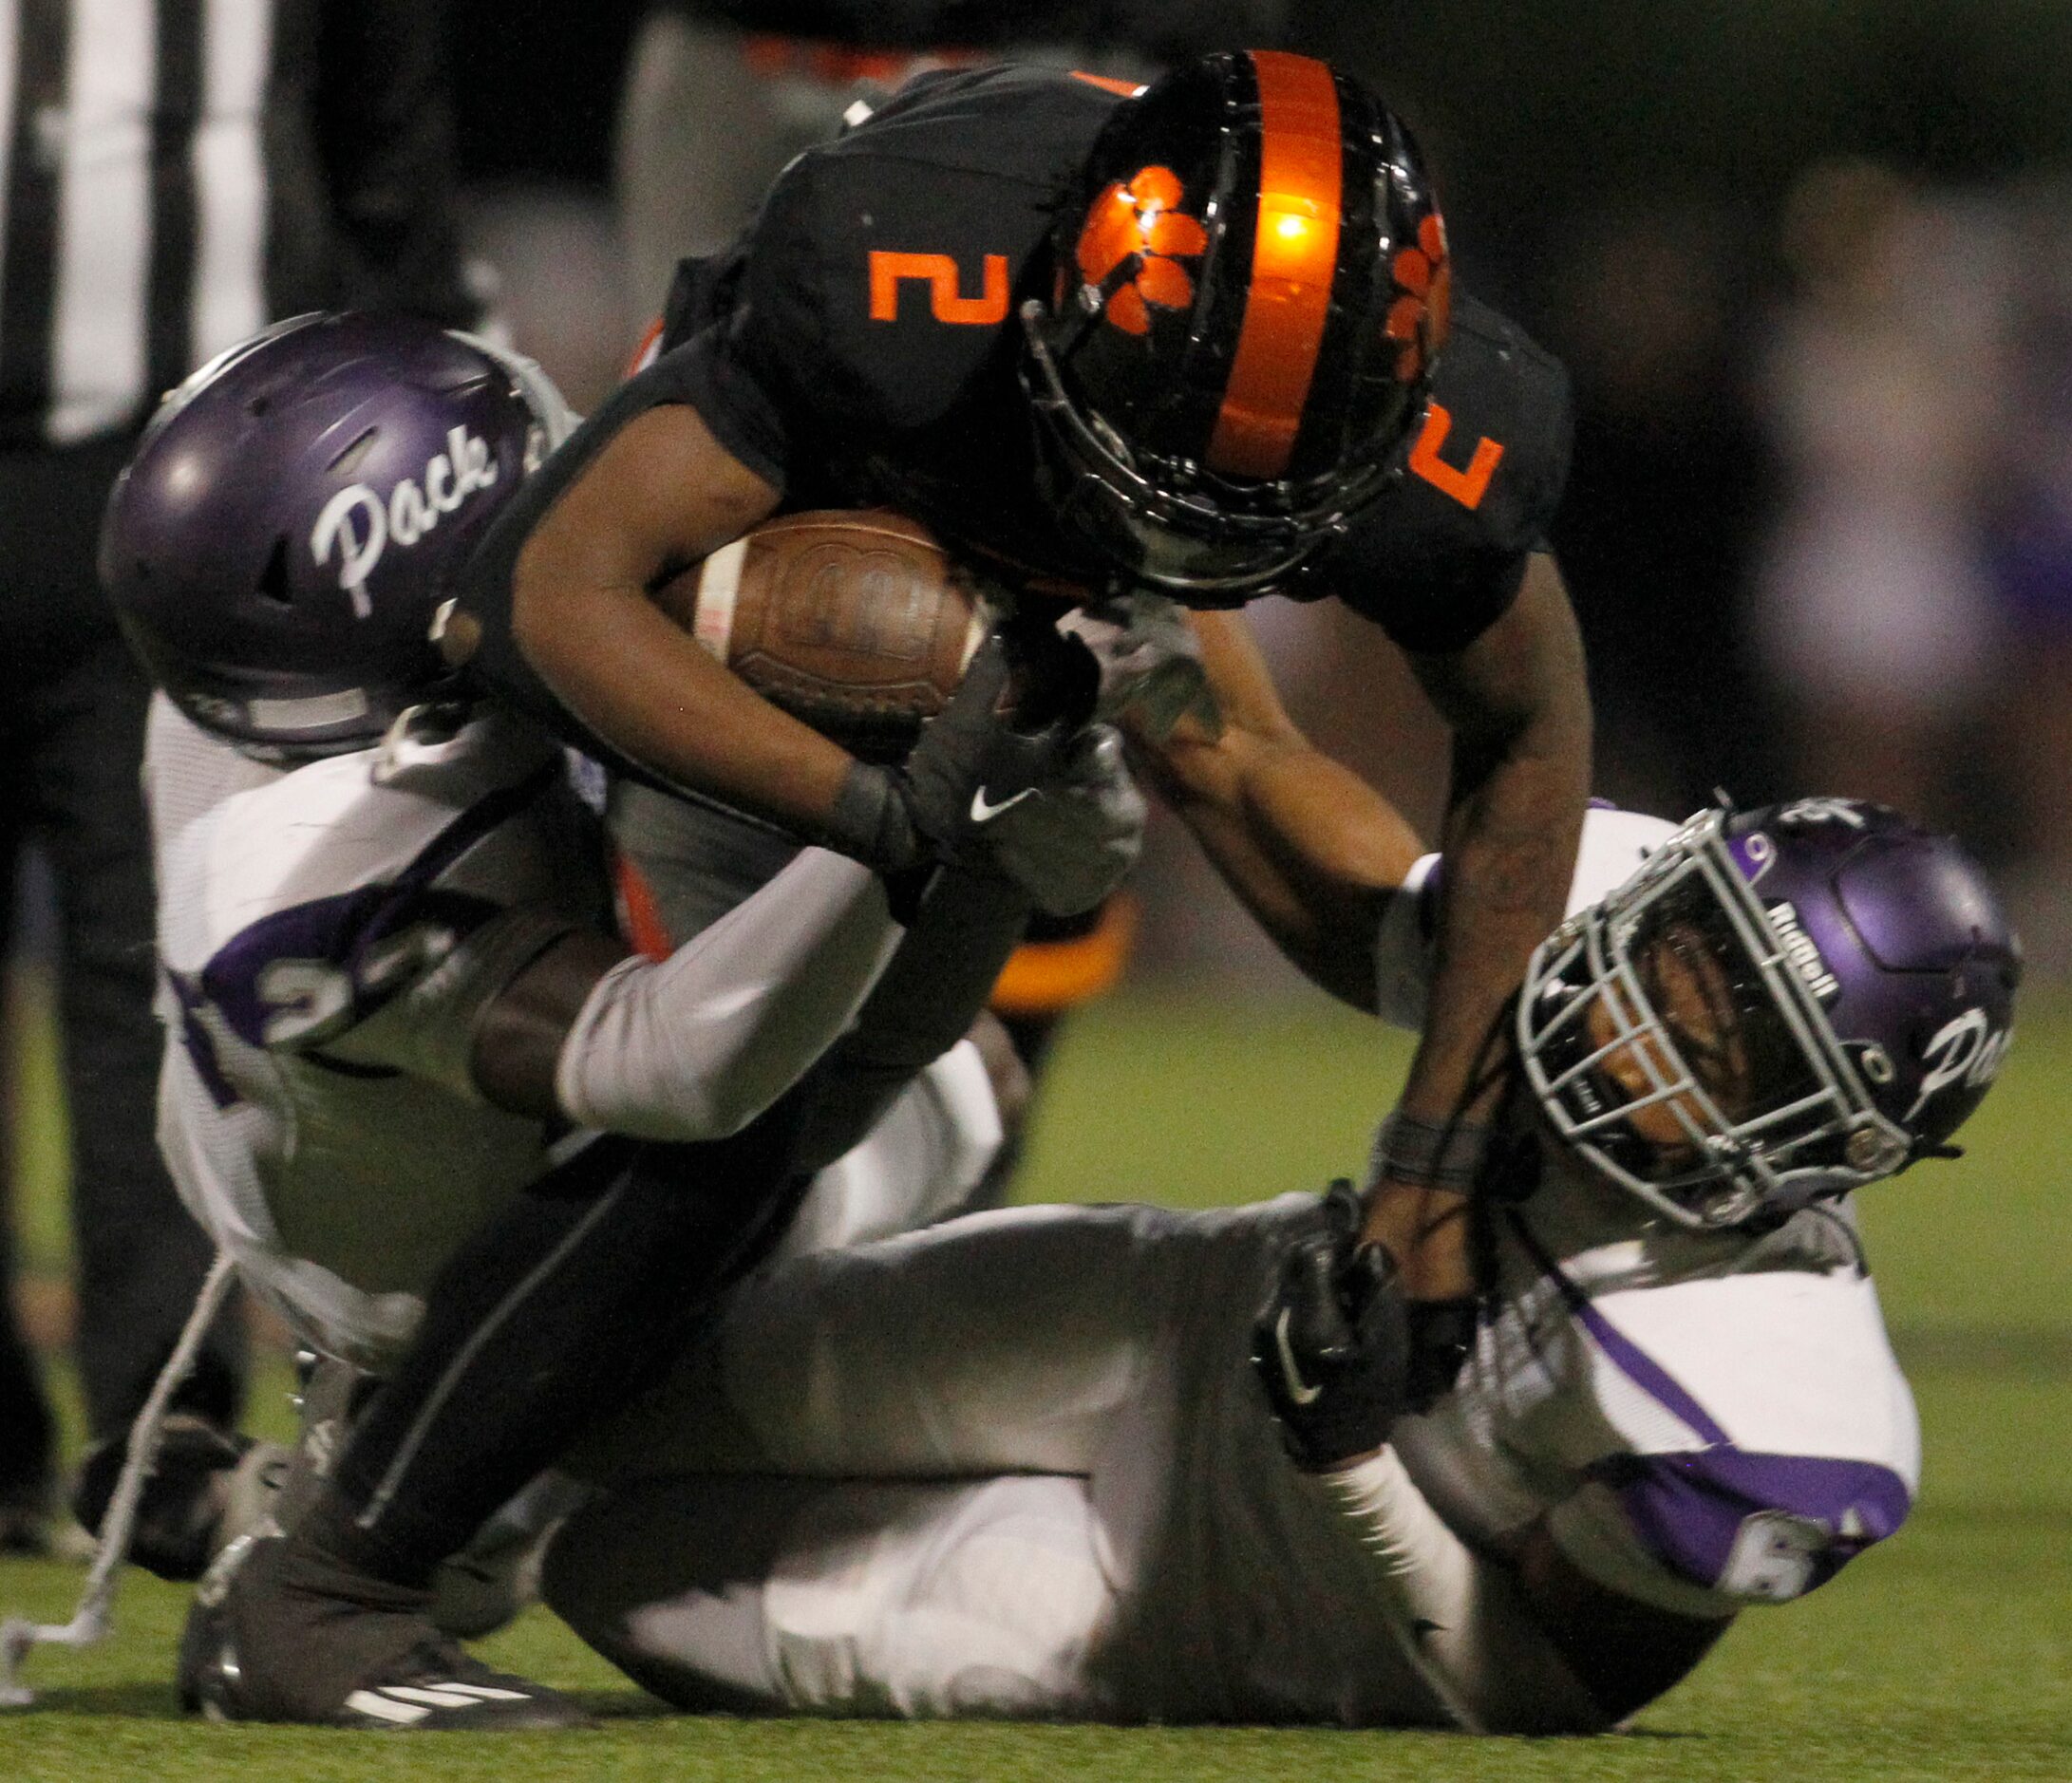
[146,695,607,1369]
[1395,1186,1915,1620]
[550,1154,1917,1726]
[146,695,1002,1369]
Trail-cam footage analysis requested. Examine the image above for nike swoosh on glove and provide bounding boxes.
[822,621,1099,876]
[1252,1179,1412,1471]
[970,724,1145,915]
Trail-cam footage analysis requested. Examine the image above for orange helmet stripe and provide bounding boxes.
[1070,70,1147,98]
[1206,52,1344,480]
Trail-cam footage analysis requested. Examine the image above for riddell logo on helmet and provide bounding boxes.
[310,427,499,617]
[1076,166,1207,336]
[1766,899,1841,1004]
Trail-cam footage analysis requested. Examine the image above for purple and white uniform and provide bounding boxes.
[543,1162,1915,1727]
[146,695,607,1369]
[541,811,1919,1728]
[146,695,1002,1370]
[1400,1191,1914,1625]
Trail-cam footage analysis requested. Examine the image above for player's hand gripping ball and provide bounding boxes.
[650,509,993,762]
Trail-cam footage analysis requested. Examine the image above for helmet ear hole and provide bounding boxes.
[256,537,294,610]
[328,426,379,477]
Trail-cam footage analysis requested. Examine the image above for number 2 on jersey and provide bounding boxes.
[1408,402,1504,511]
[868,252,1010,326]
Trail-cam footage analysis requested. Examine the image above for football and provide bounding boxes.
[651,509,990,761]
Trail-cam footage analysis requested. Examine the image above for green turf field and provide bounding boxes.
[3,985,2067,1780]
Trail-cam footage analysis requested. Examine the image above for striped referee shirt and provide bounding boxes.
[0,0,475,450]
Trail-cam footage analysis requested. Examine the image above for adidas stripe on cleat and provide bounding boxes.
[336,1673,579,1731]
[178,1531,590,1730]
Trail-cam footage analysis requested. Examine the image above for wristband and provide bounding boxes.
[1368,1111,1495,1192]
[823,761,919,873]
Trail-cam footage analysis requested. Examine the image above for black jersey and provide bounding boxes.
[455,66,1571,751]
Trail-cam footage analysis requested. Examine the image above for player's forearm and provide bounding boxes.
[1144,720,1422,1012]
[506,403,860,835]
[793,867,1032,1171]
[1402,692,1587,1124]
[553,847,901,1141]
[1364,740,1583,1287]
[1364,561,1590,1285]
[517,572,858,832]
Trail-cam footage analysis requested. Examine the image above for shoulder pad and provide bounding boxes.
[198,881,508,1055]
[175,719,587,1052]
[1534,1258,1919,1609]
[1312,291,1573,652]
[1419,293,1572,507]
[730,67,1110,433]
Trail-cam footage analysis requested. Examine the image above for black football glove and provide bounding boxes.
[823,618,1100,876]
[1252,1180,1412,1472]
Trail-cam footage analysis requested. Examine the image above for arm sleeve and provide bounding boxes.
[554,847,901,1141]
[313,0,479,324]
[1301,1451,1605,1734]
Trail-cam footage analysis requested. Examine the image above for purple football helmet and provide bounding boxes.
[101,311,575,756]
[1518,798,2022,1229]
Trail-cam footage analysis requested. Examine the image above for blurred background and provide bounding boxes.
[9,0,2072,1451]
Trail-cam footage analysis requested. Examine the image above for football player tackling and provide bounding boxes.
[540,799,2019,1730]
[94,314,1135,1726]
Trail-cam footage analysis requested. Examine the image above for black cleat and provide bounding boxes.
[178,1531,589,1730]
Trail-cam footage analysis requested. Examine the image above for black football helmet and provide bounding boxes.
[1023,50,1447,602]
[101,311,575,758]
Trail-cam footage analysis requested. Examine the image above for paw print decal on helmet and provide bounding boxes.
[1074,165,1209,336]
[1386,215,1452,381]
